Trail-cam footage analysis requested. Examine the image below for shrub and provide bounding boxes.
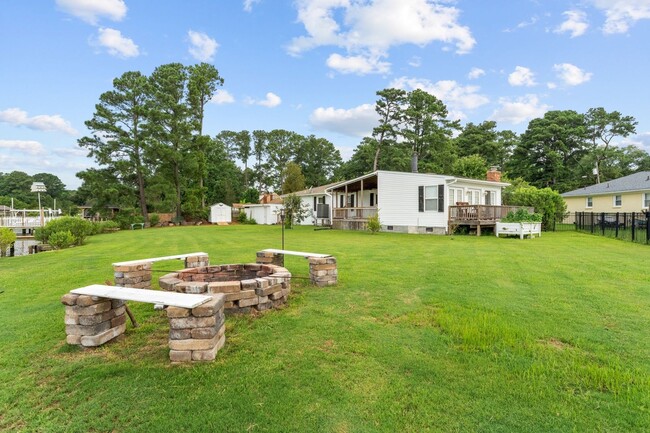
[0,227,17,257]
[34,217,94,246]
[246,217,258,225]
[149,213,160,226]
[503,184,566,229]
[367,214,381,234]
[99,220,120,233]
[48,230,76,250]
[501,208,543,223]
[237,211,248,224]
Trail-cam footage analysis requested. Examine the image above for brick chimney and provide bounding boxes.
[486,166,501,182]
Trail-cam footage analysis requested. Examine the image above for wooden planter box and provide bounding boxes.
[495,222,542,239]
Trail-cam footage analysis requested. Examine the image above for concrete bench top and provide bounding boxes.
[260,248,331,258]
[112,252,208,266]
[70,284,212,309]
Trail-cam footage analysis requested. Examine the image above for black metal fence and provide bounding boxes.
[550,212,650,244]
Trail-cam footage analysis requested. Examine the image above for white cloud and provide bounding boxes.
[504,16,539,32]
[288,0,475,73]
[255,92,282,108]
[553,63,593,86]
[555,10,589,37]
[0,140,45,155]
[52,147,88,158]
[408,56,422,68]
[0,108,78,135]
[188,30,219,62]
[310,104,377,137]
[96,27,139,58]
[547,82,558,89]
[489,94,551,125]
[390,76,489,120]
[210,89,235,104]
[243,0,261,12]
[591,0,650,34]
[326,53,390,75]
[56,0,127,25]
[508,66,536,87]
[468,67,485,79]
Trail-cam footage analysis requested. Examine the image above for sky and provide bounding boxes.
[2,0,650,190]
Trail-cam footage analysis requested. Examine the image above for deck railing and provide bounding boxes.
[333,207,378,220]
[0,216,59,228]
[448,205,534,222]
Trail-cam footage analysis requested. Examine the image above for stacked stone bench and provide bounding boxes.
[159,263,291,314]
[112,252,210,289]
[61,285,225,363]
[256,249,338,287]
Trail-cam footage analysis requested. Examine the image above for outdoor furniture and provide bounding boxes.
[130,223,145,230]
[62,284,225,362]
[256,249,337,287]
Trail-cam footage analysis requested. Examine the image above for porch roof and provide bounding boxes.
[327,171,378,193]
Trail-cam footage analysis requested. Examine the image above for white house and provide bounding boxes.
[242,204,283,225]
[326,169,511,234]
[284,182,337,226]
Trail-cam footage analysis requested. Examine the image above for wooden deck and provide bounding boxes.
[448,205,534,235]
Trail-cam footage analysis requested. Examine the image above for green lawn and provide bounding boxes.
[1,226,649,432]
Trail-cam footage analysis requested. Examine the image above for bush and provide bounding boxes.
[246,217,257,225]
[501,209,543,223]
[367,214,381,234]
[99,220,120,233]
[503,184,566,229]
[0,227,17,257]
[48,230,76,250]
[237,212,247,224]
[149,213,160,226]
[34,217,94,246]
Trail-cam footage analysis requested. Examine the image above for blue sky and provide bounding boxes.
[2,0,650,189]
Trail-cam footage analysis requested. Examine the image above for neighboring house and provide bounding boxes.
[242,203,283,225]
[561,171,650,213]
[325,169,511,234]
[283,182,338,226]
[209,203,231,224]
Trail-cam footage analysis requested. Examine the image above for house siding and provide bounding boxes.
[564,191,649,213]
[377,172,449,232]
[297,194,331,225]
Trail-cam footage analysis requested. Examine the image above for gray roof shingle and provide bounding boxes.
[562,171,650,197]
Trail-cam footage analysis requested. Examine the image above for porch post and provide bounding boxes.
[360,179,364,216]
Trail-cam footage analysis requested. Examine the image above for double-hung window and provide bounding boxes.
[418,185,444,212]
[586,197,593,208]
[644,192,650,208]
[613,195,622,207]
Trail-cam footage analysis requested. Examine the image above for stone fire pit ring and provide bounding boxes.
[159,263,291,313]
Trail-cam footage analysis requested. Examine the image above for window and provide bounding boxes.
[466,189,480,205]
[418,185,444,212]
[370,193,375,207]
[645,193,650,208]
[586,197,593,208]
[450,188,464,205]
[340,195,344,208]
[614,195,622,207]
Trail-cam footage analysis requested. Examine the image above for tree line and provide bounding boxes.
[340,88,646,194]
[75,63,342,222]
[2,63,647,224]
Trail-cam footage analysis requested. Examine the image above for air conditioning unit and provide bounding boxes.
[316,203,330,219]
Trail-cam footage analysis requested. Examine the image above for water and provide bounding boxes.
[2,238,39,257]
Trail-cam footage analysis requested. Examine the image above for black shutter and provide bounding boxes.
[418,186,424,212]
[438,184,444,212]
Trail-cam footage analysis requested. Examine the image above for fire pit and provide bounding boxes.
[159,263,291,313]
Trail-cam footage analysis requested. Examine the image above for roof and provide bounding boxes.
[562,171,650,197]
[326,170,510,191]
[284,182,340,197]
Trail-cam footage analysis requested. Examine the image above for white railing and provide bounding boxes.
[0,216,60,228]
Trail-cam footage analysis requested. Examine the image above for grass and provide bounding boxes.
[0,226,649,432]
